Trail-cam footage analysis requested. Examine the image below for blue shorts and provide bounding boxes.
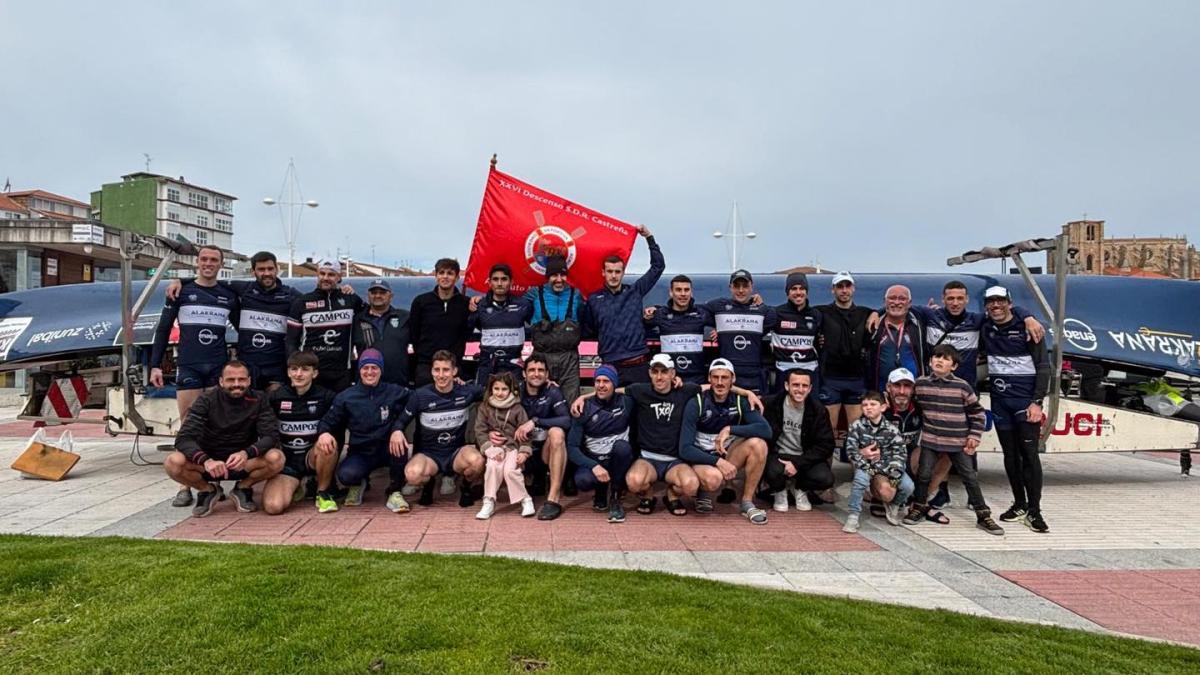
[991,397,1035,431]
[819,376,865,405]
[419,447,462,476]
[641,456,683,482]
[281,449,316,480]
[176,362,224,391]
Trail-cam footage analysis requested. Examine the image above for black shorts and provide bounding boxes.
[819,376,865,405]
[641,455,683,481]
[419,448,462,476]
[200,467,250,482]
[281,450,316,479]
[248,362,287,391]
[176,362,224,391]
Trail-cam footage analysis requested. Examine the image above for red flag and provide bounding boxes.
[465,166,638,296]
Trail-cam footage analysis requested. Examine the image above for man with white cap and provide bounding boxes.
[981,285,1051,533]
[678,358,772,524]
[815,271,874,429]
[286,258,363,392]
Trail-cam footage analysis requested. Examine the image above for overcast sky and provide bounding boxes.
[5,1,1199,274]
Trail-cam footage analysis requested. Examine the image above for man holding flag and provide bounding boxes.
[581,225,664,385]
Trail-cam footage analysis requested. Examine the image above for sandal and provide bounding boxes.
[742,506,768,525]
[664,497,687,516]
[636,497,656,515]
[695,495,714,513]
[924,510,950,525]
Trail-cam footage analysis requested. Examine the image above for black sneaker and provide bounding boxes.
[976,510,1005,536]
[999,505,1027,522]
[563,474,578,498]
[171,487,194,507]
[608,500,626,524]
[418,481,435,506]
[458,478,476,507]
[192,485,223,517]
[902,504,927,526]
[592,489,609,512]
[1024,512,1050,533]
[230,486,257,513]
[537,501,563,521]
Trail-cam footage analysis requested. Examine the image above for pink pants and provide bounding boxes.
[483,447,530,504]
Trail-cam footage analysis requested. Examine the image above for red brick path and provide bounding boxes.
[158,494,879,553]
[1001,570,1200,646]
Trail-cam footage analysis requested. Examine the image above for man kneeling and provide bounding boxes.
[567,365,634,523]
[261,351,338,514]
[164,360,284,517]
[678,359,772,524]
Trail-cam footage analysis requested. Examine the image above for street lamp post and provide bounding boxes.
[712,201,757,271]
[262,158,318,278]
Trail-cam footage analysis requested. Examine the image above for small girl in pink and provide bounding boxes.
[473,372,535,519]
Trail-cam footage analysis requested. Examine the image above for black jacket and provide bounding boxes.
[408,288,470,365]
[816,303,873,379]
[762,393,835,462]
[354,305,411,385]
[175,388,278,464]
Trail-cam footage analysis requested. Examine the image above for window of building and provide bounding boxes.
[167,187,180,202]
[1086,254,1094,271]
[215,216,232,232]
[187,192,209,209]
[196,215,209,228]
[214,197,231,213]
[167,209,180,221]
[1085,224,1096,241]
[194,229,208,245]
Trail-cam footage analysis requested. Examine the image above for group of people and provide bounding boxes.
[156,227,1053,534]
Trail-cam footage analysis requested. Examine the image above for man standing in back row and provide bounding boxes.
[582,225,664,385]
[286,259,362,392]
[705,269,777,394]
[408,258,471,387]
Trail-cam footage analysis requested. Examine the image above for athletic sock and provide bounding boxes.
[739,500,756,513]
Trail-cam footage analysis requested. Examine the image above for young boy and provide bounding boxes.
[902,344,1003,535]
[263,352,339,514]
[842,390,913,533]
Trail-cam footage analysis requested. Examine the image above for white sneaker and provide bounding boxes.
[772,490,789,512]
[793,489,812,511]
[386,491,410,513]
[884,502,902,526]
[401,484,419,497]
[439,476,456,496]
[842,513,860,533]
[521,497,536,517]
[475,497,496,520]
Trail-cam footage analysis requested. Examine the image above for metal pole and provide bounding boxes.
[1042,234,1069,442]
[118,231,147,434]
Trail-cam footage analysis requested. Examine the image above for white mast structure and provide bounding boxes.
[712,201,757,271]
[262,158,319,278]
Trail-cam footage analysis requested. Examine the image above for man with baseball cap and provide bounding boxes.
[353,278,411,386]
[678,358,772,524]
[816,271,874,429]
[286,258,363,392]
[982,285,1051,533]
[468,262,533,384]
[703,269,778,394]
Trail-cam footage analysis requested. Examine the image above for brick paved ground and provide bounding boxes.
[2,407,1197,647]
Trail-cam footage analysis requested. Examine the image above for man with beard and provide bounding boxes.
[286,259,363,391]
[163,360,284,517]
[515,353,572,520]
[523,255,585,403]
[353,278,411,386]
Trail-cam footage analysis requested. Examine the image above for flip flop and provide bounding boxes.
[636,497,656,515]
[924,510,950,525]
[664,497,687,516]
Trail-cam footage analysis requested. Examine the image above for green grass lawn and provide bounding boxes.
[0,535,1196,673]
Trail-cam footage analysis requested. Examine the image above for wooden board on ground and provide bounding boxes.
[11,441,81,481]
